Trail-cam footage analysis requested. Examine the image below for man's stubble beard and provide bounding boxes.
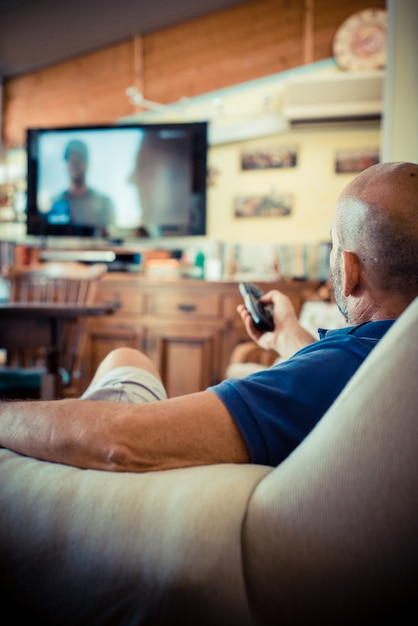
[331,252,349,323]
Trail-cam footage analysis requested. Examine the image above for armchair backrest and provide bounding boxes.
[242,296,418,625]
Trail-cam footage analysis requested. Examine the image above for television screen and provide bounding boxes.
[26,121,208,240]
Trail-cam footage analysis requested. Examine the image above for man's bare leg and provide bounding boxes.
[87,347,163,388]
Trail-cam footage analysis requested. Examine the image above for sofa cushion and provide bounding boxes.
[243,296,418,625]
[0,451,269,626]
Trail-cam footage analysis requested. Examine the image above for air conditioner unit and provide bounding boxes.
[209,114,289,145]
[283,70,384,126]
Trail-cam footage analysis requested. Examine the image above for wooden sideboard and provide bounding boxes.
[78,274,321,398]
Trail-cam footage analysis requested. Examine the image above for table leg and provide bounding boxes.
[42,318,63,400]
[41,371,62,400]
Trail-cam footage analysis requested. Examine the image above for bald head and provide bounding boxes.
[335,162,418,303]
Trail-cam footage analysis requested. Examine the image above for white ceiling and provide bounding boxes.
[0,0,250,79]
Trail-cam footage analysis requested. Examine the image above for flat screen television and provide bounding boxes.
[26,121,208,241]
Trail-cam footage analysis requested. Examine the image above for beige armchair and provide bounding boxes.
[0,296,417,625]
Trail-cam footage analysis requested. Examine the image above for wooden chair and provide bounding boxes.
[0,262,107,400]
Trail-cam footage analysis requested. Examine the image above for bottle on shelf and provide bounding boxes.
[194,250,205,279]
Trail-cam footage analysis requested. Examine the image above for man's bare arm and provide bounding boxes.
[0,391,250,472]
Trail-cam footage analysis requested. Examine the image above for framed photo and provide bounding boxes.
[241,146,298,170]
[234,193,292,218]
[335,148,379,173]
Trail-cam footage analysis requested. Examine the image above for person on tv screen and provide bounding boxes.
[129,131,201,237]
[47,139,115,235]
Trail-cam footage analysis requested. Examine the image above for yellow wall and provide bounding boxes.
[207,124,381,244]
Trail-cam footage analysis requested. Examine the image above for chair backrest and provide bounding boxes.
[4,262,107,389]
[7,261,106,305]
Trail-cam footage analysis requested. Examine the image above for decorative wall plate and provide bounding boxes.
[333,9,387,71]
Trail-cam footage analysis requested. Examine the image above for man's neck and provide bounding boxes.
[349,294,413,326]
[69,182,88,197]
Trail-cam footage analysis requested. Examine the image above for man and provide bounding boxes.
[48,139,115,234]
[128,130,203,237]
[1,162,417,472]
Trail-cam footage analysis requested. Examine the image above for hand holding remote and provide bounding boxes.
[238,282,275,332]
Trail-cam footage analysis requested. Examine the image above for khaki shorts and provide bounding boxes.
[81,366,167,404]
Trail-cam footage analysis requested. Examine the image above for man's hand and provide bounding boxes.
[238,290,316,360]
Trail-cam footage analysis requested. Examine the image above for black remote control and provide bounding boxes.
[238,282,275,332]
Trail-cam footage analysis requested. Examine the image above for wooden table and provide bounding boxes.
[0,302,116,399]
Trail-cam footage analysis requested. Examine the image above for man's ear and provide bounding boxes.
[342,250,361,297]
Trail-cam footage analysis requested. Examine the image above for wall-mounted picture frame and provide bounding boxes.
[234,193,293,218]
[241,146,298,170]
[335,148,379,173]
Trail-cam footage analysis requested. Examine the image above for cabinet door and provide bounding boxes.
[82,275,146,390]
[84,319,145,389]
[145,322,223,397]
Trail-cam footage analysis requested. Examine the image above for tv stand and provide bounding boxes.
[39,248,142,272]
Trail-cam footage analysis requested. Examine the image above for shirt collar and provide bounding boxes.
[318,319,395,340]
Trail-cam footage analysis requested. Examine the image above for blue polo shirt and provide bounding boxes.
[210,320,394,466]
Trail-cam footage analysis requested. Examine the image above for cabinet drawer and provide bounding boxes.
[90,317,141,334]
[147,292,221,317]
[97,283,145,314]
